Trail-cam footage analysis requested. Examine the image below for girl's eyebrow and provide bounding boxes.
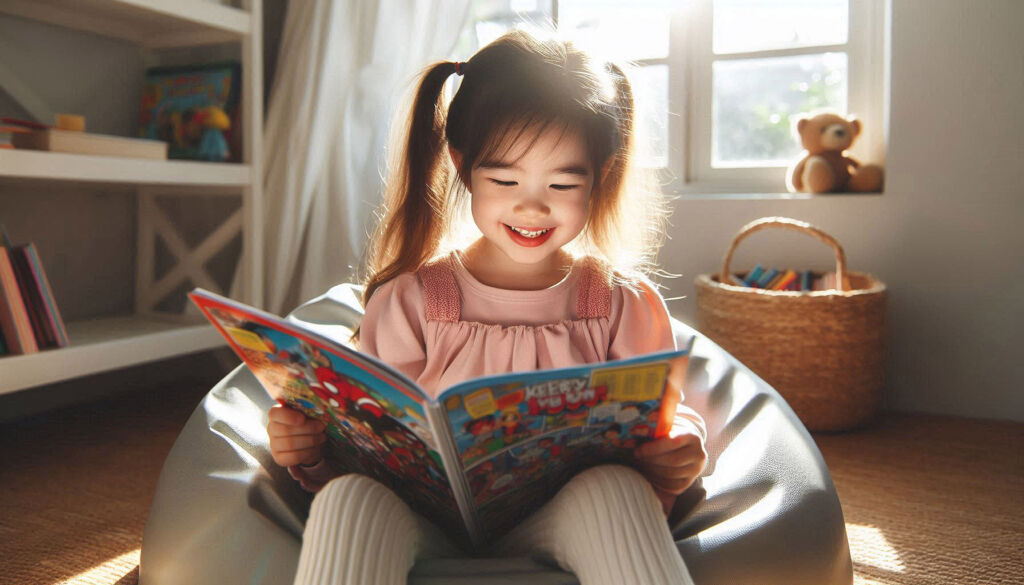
[477,162,592,176]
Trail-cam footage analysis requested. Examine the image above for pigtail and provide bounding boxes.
[363,62,459,305]
[585,63,668,285]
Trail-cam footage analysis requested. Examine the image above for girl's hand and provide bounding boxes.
[267,404,327,467]
[633,429,708,515]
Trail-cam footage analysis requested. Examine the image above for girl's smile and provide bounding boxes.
[504,224,556,247]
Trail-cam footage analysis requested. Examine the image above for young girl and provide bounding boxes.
[267,30,708,585]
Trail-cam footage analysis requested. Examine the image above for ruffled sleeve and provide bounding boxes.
[608,279,676,359]
[608,279,707,441]
[357,273,429,382]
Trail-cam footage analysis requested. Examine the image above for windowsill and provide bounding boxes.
[670,190,885,201]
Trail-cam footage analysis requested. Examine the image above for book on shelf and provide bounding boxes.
[1,125,31,150]
[190,288,692,549]
[0,247,38,356]
[139,62,241,162]
[11,128,168,160]
[0,226,68,355]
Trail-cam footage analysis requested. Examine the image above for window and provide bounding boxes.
[453,0,887,195]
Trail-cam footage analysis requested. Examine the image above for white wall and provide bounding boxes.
[660,0,1024,422]
[3,1,1020,421]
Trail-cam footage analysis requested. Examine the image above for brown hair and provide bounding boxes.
[363,30,668,305]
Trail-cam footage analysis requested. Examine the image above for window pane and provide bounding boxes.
[558,0,673,61]
[631,65,669,168]
[712,52,847,167]
[714,0,848,55]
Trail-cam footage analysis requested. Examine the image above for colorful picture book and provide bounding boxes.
[190,288,691,549]
[139,62,241,162]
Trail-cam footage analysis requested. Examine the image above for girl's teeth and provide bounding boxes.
[511,226,551,238]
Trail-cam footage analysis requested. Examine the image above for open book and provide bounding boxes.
[190,288,691,549]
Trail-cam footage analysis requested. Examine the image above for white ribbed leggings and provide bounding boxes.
[292,465,693,585]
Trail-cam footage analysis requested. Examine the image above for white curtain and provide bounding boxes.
[261,0,470,313]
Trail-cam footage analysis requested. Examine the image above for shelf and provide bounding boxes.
[0,316,226,395]
[0,0,252,48]
[0,149,251,187]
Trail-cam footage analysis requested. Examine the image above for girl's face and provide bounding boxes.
[465,127,593,269]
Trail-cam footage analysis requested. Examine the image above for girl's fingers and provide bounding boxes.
[634,434,700,459]
[636,442,705,469]
[268,419,326,438]
[270,433,327,452]
[638,459,703,480]
[271,448,322,467]
[645,471,699,495]
[268,404,306,425]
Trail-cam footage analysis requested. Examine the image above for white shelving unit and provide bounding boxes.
[0,0,263,396]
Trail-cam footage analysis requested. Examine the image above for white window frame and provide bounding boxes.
[459,0,889,196]
[669,0,889,195]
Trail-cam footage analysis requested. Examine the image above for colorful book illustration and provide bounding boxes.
[190,288,691,549]
[139,62,241,162]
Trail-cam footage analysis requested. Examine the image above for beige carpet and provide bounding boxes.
[815,414,1023,584]
[1,382,1021,584]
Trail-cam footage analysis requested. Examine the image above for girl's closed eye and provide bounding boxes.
[550,184,581,191]
[489,178,518,187]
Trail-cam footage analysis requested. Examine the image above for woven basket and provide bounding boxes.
[695,217,887,431]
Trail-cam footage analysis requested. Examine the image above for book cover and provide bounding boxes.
[139,62,241,162]
[189,288,690,548]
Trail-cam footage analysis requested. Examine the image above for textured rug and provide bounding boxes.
[1,381,1021,584]
[814,414,1023,584]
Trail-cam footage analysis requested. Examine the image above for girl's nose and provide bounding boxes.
[513,195,550,217]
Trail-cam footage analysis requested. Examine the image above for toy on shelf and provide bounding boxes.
[786,111,884,194]
[139,62,240,163]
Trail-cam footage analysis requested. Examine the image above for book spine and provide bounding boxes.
[24,244,68,347]
[10,247,53,347]
[426,402,483,548]
[755,268,779,288]
[744,264,765,286]
[0,249,39,354]
[772,269,798,291]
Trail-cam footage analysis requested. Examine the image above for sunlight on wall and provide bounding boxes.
[847,523,905,574]
[56,548,139,585]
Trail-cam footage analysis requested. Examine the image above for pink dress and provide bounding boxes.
[290,252,705,492]
[360,252,705,435]
[360,252,675,398]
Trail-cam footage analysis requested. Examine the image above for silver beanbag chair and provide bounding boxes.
[141,284,852,584]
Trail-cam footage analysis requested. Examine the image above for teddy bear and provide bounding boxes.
[786,112,884,193]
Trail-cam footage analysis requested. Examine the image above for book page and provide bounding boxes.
[190,289,467,543]
[439,350,689,544]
